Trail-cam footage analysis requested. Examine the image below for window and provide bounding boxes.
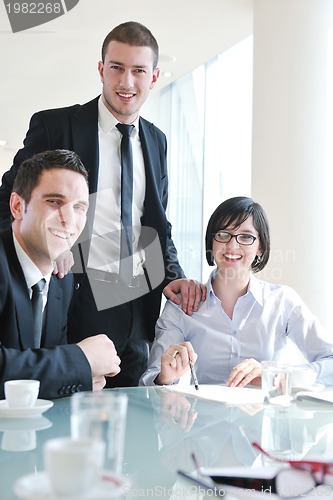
[160,36,253,282]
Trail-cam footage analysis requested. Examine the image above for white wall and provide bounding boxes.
[252,0,333,329]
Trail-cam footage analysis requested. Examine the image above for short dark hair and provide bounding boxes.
[205,196,270,273]
[101,21,159,69]
[13,149,89,205]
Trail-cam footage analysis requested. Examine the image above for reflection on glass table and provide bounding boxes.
[0,416,52,452]
[0,387,333,499]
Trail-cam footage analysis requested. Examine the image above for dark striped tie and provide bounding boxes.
[116,123,134,285]
[31,278,46,348]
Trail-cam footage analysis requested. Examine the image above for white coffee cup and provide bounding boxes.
[4,380,40,408]
[44,437,105,496]
[290,367,317,387]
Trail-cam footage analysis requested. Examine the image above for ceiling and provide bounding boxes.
[0,0,253,171]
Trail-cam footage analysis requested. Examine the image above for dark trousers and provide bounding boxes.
[67,274,149,387]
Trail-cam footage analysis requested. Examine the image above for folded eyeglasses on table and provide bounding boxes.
[178,444,333,498]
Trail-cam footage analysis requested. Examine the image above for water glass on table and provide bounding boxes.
[70,391,128,474]
[261,361,291,406]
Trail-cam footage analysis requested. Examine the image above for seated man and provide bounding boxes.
[0,149,121,399]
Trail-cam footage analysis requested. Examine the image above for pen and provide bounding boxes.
[189,360,199,390]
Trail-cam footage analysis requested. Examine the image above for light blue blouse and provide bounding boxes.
[140,270,333,386]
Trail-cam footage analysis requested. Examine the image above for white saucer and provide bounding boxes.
[0,399,53,419]
[0,415,52,431]
[291,383,325,394]
[13,470,129,499]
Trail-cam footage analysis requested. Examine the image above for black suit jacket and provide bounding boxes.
[0,230,92,399]
[0,97,185,340]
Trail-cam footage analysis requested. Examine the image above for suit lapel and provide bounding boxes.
[72,97,100,193]
[139,119,165,228]
[2,231,35,349]
[140,118,160,212]
[72,97,99,252]
[14,284,35,349]
[43,276,63,347]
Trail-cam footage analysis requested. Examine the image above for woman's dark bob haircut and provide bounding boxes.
[205,196,270,273]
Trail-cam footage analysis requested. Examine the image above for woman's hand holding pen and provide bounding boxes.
[155,341,198,386]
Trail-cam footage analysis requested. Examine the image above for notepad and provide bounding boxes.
[295,390,333,405]
[163,384,266,405]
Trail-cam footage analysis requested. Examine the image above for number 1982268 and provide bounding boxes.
[5,3,62,14]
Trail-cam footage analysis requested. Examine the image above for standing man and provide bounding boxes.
[0,149,121,399]
[0,22,205,386]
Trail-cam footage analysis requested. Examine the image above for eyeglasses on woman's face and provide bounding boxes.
[213,231,257,246]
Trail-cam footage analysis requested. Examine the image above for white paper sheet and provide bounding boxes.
[163,384,266,405]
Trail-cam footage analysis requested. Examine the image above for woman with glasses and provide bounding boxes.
[139,196,333,387]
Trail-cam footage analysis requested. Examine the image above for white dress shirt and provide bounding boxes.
[88,97,146,275]
[140,269,333,386]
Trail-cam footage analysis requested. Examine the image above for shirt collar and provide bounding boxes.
[247,275,264,306]
[207,268,264,307]
[98,96,139,136]
[206,269,217,299]
[13,232,52,291]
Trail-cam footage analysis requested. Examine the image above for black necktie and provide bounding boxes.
[116,123,134,284]
[31,278,46,348]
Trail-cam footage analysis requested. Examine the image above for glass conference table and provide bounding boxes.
[1,386,333,499]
